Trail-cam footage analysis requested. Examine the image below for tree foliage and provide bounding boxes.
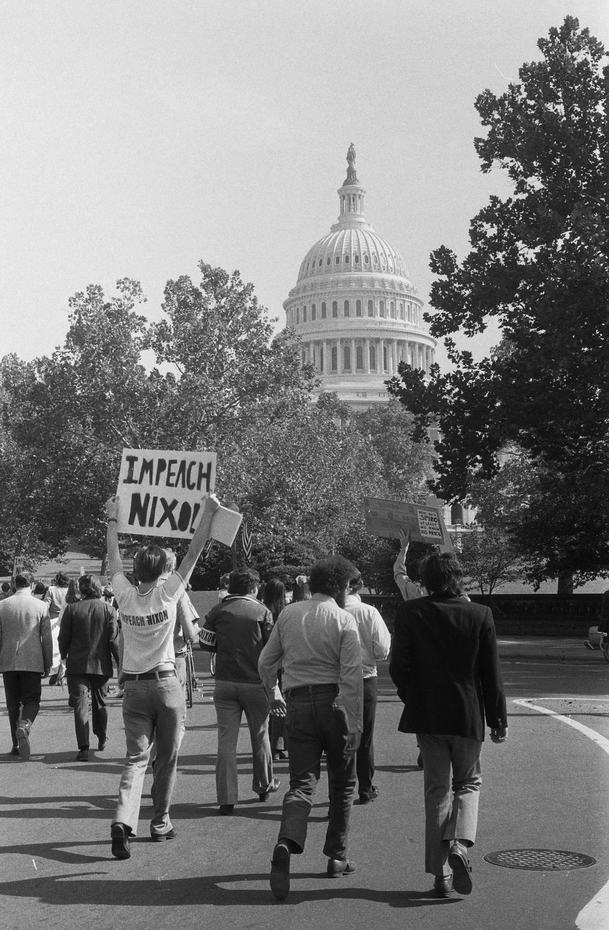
[1,262,433,584]
[389,17,609,590]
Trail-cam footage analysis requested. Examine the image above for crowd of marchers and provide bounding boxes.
[0,496,507,902]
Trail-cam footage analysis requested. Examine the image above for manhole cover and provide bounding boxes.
[484,849,596,871]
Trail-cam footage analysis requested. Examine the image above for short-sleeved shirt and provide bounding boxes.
[112,571,185,675]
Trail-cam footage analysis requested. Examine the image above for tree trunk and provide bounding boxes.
[557,570,574,595]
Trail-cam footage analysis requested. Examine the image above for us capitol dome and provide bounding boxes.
[283,144,436,410]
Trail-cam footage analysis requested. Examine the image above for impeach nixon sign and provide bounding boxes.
[116,449,216,539]
[364,497,452,548]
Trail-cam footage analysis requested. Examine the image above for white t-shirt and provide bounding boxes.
[112,571,185,674]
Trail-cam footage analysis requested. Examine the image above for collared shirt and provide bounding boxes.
[258,593,363,735]
[343,593,391,678]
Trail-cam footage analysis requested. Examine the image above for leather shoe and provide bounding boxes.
[448,841,473,894]
[327,858,356,877]
[111,822,131,860]
[270,841,291,900]
[219,804,234,815]
[151,828,176,842]
[75,749,89,762]
[356,786,379,804]
[433,875,453,897]
[16,723,31,761]
[97,739,107,751]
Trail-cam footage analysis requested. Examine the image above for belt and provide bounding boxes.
[284,683,338,698]
[123,669,177,681]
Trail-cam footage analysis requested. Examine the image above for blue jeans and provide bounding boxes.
[66,673,109,749]
[213,680,273,804]
[279,685,356,860]
[113,674,185,837]
[417,733,482,876]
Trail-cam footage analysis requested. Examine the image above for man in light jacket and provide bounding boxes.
[0,574,52,759]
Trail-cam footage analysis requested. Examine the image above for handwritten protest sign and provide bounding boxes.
[116,449,217,540]
[364,497,453,551]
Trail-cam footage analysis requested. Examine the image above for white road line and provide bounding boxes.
[513,699,609,930]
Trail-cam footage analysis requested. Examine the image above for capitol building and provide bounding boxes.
[283,145,436,409]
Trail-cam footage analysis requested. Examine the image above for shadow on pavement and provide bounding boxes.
[0,871,462,908]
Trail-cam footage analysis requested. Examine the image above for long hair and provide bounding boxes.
[420,552,464,597]
[262,577,286,621]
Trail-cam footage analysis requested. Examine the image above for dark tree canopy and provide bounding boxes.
[389,17,609,590]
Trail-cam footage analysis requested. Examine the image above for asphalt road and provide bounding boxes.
[1,638,608,930]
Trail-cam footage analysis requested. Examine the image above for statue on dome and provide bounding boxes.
[345,143,358,184]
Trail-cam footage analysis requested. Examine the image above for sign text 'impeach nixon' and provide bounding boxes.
[116,449,216,539]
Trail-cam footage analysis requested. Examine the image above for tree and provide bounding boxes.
[150,262,315,452]
[458,527,524,595]
[10,280,158,557]
[389,17,609,592]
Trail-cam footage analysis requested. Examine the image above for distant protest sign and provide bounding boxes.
[364,497,453,550]
[116,449,216,540]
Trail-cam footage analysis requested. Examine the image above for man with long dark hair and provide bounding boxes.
[390,551,507,898]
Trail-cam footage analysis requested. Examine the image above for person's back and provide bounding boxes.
[59,595,118,676]
[394,595,503,740]
[206,594,272,682]
[274,596,355,688]
[0,585,50,672]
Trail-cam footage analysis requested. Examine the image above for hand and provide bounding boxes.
[204,493,221,515]
[490,725,508,743]
[269,697,287,717]
[105,496,119,521]
[345,731,361,754]
[398,529,410,552]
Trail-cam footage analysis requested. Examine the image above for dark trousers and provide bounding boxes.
[2,671,42,747]
[356,676,378,799]
[278,685,356,860]
[66,674,110,749]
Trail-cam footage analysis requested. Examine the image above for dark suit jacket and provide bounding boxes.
[58,597,120,677]
[389,595,506,741]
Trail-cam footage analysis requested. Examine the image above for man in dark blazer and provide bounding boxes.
[389,551,507,898]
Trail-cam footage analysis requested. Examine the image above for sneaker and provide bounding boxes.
[9,746,19,757]
[16,723,31,761]
[111,823,131,860]
[270,841,291,900]
[75,749,89,762]
[219,804,234,815]
[97,739,107,751]
[258,777,281,801]
[448,841,473,895]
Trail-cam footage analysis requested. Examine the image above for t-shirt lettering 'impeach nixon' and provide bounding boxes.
[112,571,186,674]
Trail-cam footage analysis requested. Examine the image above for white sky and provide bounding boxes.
[1,0,607,368]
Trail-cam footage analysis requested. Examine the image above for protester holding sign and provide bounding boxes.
[106,492,219,861]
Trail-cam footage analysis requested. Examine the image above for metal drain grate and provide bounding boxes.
[484,849,596,871]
